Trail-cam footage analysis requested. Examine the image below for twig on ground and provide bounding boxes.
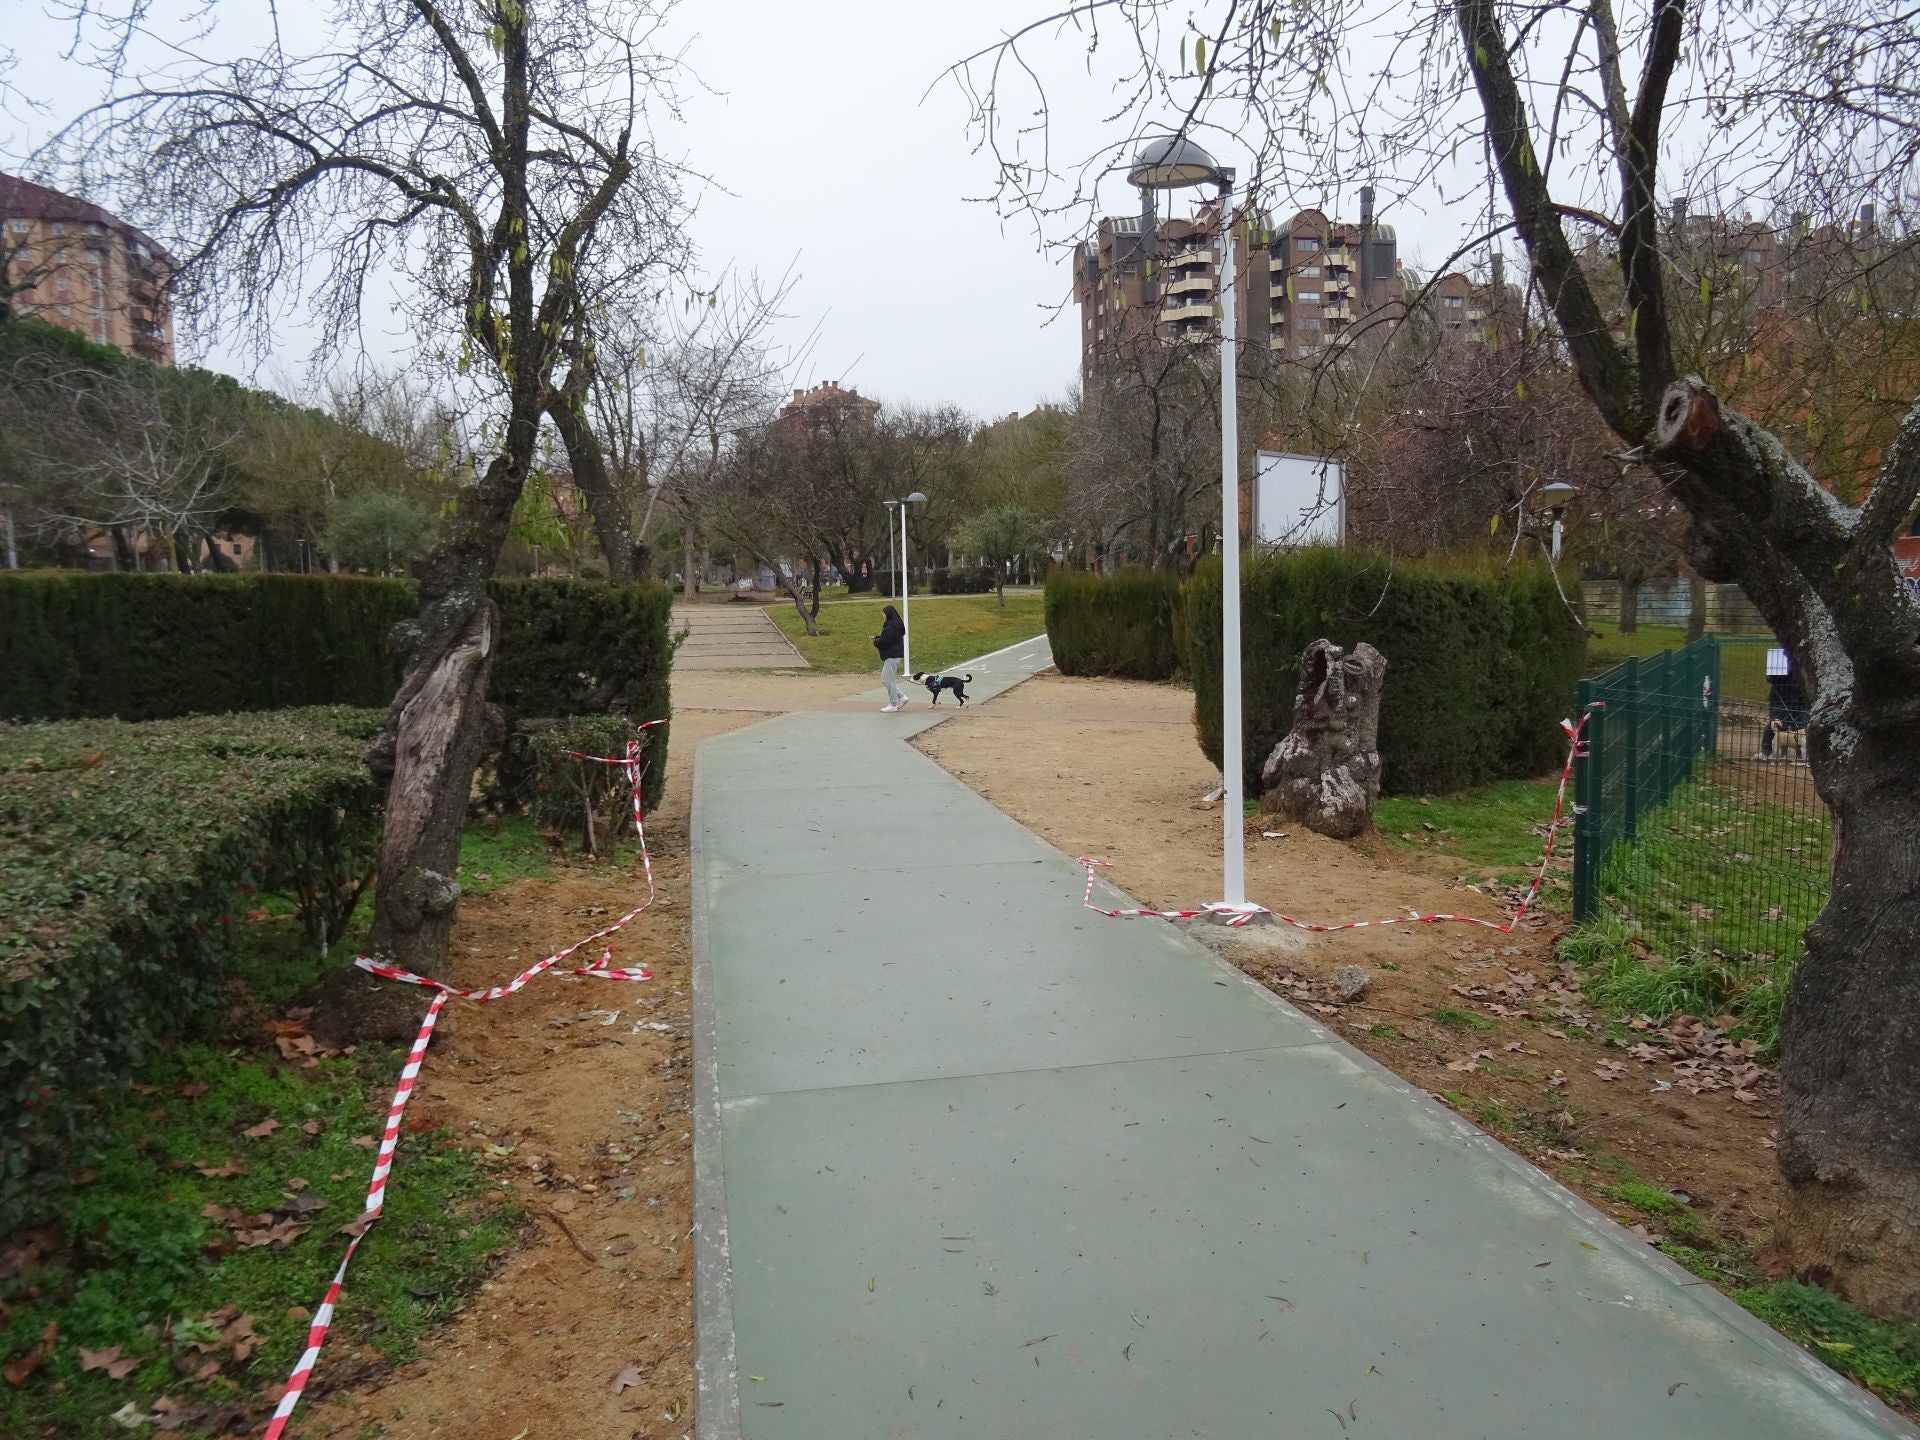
[542,1205,599,1264]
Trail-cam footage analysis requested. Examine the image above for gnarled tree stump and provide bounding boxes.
[1259,639,1388,840]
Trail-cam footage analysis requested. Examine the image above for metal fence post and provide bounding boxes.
[1703,635,1721,760]
[1623,655,1642,841]
[1573,679,1599,924]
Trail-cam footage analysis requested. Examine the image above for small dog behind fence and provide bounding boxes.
[1769,719,1807,763]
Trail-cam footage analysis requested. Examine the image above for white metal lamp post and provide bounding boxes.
[897,491,928,673]
[1536,480,1579,564]
[883,498,898,604]
[1128,137,1253,913]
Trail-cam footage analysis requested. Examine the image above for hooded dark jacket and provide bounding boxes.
[874,607,905,661]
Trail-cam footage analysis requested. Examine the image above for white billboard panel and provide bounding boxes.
[1253,451,1345,548]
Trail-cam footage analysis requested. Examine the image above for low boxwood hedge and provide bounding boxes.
[0,707,386,1231]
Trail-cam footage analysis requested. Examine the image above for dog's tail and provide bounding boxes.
[963,673,974,683]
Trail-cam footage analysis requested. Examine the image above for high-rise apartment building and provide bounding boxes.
[1073,190,1412,376]
[0,171,175,365]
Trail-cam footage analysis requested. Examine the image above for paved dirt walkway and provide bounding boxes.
[690,637,1910,1440]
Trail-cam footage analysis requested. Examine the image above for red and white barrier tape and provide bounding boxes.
[1076,711,1595,936]
[263,719,667,1440]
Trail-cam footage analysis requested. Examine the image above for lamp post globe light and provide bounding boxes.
[1128,136,1255,915]
[1535,480,1579,564]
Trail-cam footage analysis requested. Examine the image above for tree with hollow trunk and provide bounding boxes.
[958,0,1920,1316]
[45,0,693,1018]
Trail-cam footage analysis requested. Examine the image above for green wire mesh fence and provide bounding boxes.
[1572,636,1830,998]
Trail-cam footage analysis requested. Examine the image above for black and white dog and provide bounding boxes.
[912,671,973,706]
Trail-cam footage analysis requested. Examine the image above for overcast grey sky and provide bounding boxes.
[3,0,1488,417]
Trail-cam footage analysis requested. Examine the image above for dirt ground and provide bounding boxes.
[915,672,1786,1262]
[297,672,864,1440]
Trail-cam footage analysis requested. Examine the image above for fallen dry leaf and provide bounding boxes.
[242,1119,281,1140]
[173,1082,211,1099]
[609,1363,644,1394]
[337,1212,379,1240]
[78,1345,140,1381]
[194,1160,245,1179]
[274,1034,320,1062]
[3,1321,57,1386]
[301,1121,322,1137]
[604,1237,637,1256]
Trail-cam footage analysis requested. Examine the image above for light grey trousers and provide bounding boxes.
[880,657,904,706]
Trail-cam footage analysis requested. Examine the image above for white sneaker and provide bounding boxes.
[881,702,899,712]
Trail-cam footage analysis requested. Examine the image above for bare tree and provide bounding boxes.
[1,350,243,568]
[956,0,1920,1315]
[44,0,697,1006]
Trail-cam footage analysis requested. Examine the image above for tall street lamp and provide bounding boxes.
[883,498,899,604]
[1129,136,1255,915]
[893,491,928,673]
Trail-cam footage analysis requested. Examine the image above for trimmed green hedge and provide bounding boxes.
[0,572,675,808]
[0,707,384,1231]
[487,579,675,810]
[931,567,994,595]
[0,572,413,719]
[1187,550,1588,796]
[1044,570,1188,680]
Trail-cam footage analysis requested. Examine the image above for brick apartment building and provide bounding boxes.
[1073,188,1530,377]
[0,171,175,365]
[1576,200,1902,319]
[769,379,882,440]
[1074,190,1446,374]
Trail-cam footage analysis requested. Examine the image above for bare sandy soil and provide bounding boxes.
[296,672,863,1440]
[915,672,1783,1260]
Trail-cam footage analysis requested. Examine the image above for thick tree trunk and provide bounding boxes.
[1618,576,1640,634]
[1686,572,1708,642]
[1259,639,1388,839]
[548,389,635,582]
[1776,721,1920,1315]
[1458,0,1920,1311]
[681,515,697,600]
[783,570,817,635]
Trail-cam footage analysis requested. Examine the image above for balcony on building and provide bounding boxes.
[1161,296,1213,324]
[1164,271,1214,298]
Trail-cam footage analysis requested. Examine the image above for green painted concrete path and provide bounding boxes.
[690,635,1910,1440]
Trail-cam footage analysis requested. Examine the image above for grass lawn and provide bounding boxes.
[1375,778,1569,897]
[766,594,1046,674]
[1562,769,1829,1052]
[1585,620,1692,670]
[1584,621,1773,702]
[0,912,516,1440]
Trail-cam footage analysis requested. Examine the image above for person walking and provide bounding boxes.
[1757,644,1808,759]
[873,603,907,712]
